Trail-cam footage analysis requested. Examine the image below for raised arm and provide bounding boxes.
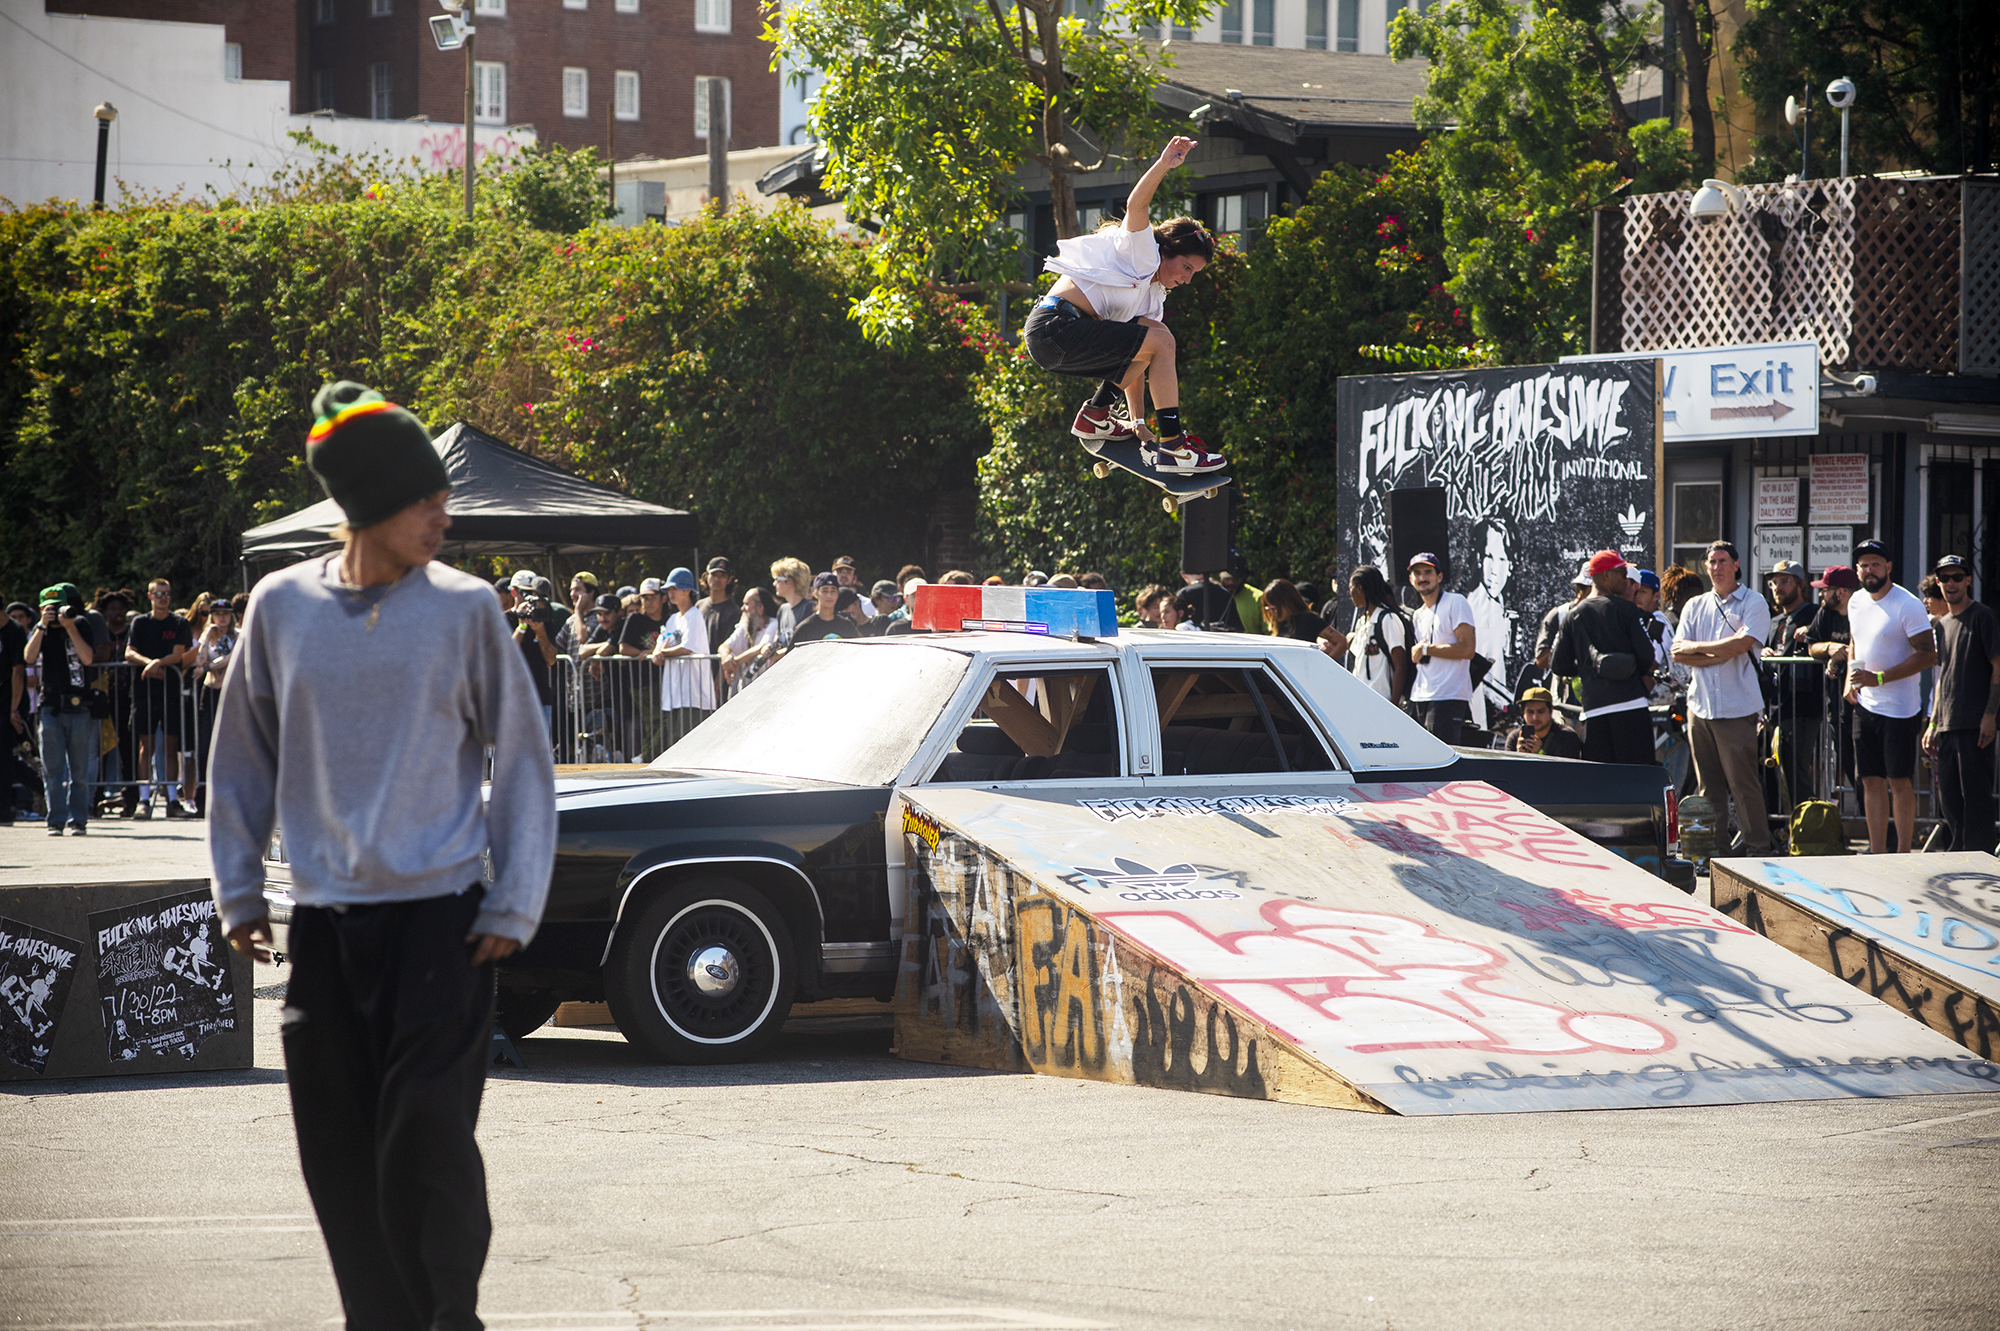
[1125,136,1196,231]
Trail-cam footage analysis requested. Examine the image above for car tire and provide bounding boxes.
[496,988,562,1042]
[605,876,796,1064]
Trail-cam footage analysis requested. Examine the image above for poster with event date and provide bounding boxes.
[89,890,239,1064]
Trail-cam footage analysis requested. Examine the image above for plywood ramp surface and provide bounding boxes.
[1712,854,2000,1059]
[895,784,1999,1115]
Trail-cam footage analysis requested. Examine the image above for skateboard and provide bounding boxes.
[1083,436,1232,514]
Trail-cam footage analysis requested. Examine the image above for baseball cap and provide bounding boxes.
[811,572,840,591]
[1572,568,1593,588]
[1935,554,1971,574]
[617,585,638,599]
[1767,559,1807,580]
[572,571,599,588]
[39,583,83,609]
[1520,687,1555,704]
[1635,568,1660,591]
[509,569,539,590]
[1023,571,1049,586]
[1406,552,1439,571]
[1585,550,1626,576]
[832,555,857,570]
[705,556,732,575]
[1812,565,1861,590]
[638,577,667,594]
[869,579,901,600]
[664,567,697,592]
[1853,538,1889,561]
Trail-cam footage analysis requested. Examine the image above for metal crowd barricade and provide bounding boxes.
[553,652,723,766]
[37,661,224,818]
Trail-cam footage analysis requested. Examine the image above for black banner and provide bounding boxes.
[0,917,84,1075]
[1336,361,1660,725]
[89,890,240,1064]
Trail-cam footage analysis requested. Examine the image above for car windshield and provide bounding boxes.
[651,641,970,786]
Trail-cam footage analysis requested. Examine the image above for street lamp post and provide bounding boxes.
[430,2,476,220]
[91,101,117,210]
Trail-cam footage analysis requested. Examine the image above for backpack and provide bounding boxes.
[1368,606,1417,701]
[1788,799,1849,856]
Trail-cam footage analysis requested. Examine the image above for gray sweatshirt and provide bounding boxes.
[208,556,557,944]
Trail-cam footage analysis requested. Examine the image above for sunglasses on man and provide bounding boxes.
[1940,570,1971,582]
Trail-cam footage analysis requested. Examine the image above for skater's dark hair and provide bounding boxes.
[1260,579,1312,627]
[1154,216,1216,263]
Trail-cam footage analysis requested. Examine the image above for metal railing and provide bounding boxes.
[551,652,724,765]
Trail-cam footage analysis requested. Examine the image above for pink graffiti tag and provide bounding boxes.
[1334,781,1613,871]
[1496,887,1757,936]
[1098,899,1675,1058]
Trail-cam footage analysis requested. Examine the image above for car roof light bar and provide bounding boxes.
[910,585,1118,639]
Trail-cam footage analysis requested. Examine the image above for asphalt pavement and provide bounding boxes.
[2,823,1997,1330]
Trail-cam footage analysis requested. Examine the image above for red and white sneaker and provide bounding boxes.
[1071,403,1144,443]
[1147,433,1227,475]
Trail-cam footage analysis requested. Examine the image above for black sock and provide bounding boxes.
[1157,407,1182,437]
[1088,381,1120,410]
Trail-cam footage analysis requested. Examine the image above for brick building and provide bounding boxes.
[46,0,779,159]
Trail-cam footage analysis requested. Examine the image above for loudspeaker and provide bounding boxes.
[1180,489,1232,577]
[1387,486,1449,587]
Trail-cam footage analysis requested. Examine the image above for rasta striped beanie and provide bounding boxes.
[306,381,449,530]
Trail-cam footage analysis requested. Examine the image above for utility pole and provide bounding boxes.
[606,100,616,218]
[707,79,728,213]
[91,102,117,209]
[462,19,477,219]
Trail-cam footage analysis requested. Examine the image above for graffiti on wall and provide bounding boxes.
[415,126,531,173]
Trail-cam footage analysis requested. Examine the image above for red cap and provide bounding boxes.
[1812,565,1861,590]
[1584,549,1626,576]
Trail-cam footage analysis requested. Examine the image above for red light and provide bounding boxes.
[1664,786,1680,848]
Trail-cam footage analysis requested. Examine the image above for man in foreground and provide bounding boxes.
[1925,554,2000,853]
[1844,540,1936,854]
[209,381,556,1331]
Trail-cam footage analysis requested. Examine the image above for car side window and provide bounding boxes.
[928,667,1123,782]
[1150,666,1335,776]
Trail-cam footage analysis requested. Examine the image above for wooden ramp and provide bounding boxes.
[1712,853,2000,1060]
[894,783,1999,1114]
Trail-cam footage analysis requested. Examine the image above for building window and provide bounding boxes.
[1304,0,1326,48]
[474,0,504,14]
[224,42,242,81]
[694,75,730,138]
[564,0,586,7]
[314,68,335,110]
[1171,22,1193,38]
[1078,203,1104,232]
[1219,0,1241,42]
[371,0,391,14]
[1387,0,1406,30]
[563,67,589,118]
[694,0,728,32]
[474,61,506,123]
[1337,0,1358,49]
[370,62,392,119]
[315,0,336,24]
[615,70,640,121]
[1672,480,1724,571]
[615,0,638,11]
[1213,193,1245,235]
[1251,0,1273,44]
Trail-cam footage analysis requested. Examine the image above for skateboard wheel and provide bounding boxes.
[1204,487,1219,499]
[1091,462,1110,479]
[1162,496,1178,514]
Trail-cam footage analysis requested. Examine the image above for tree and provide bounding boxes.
[1735,0,1998,181]
[1391,0,1696,363]
[771,0,1211,338]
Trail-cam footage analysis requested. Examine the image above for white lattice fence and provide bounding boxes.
[1963,179,2000,377]
[1620,179,1858,365]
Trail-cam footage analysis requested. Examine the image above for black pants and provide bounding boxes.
[1581,706,1656,765]
[1935,730,1998,855]
[284,888,495,1331]
[1417,699,1471,747]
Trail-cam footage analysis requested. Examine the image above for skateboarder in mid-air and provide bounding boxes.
[1025,135,1223,478]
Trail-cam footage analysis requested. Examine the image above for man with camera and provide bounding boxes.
[23,583,104,835]
[505,569,561,735]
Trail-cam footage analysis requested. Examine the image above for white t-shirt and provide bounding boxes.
[1348,607,1409,699]
[658,606,716,712]
[1043,225,1166,324]
[1412,592,1474,703]
[721,616,779,697]
[1848,583,1933,719]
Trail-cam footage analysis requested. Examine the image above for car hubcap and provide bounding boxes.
[651,902,776,1042]
[688,945,741,998]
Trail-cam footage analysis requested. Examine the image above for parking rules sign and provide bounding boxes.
[1756,477,1800,525]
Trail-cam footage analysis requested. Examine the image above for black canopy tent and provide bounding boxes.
[239,422,699,578]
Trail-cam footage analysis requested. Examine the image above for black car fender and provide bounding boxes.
[605,845,827,978]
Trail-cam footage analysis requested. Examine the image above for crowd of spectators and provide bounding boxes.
[8,537,1996,857]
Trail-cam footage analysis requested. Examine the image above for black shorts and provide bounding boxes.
[131,678,182,740]
[1023,298,1148,382]
[1855,707,1923,780]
